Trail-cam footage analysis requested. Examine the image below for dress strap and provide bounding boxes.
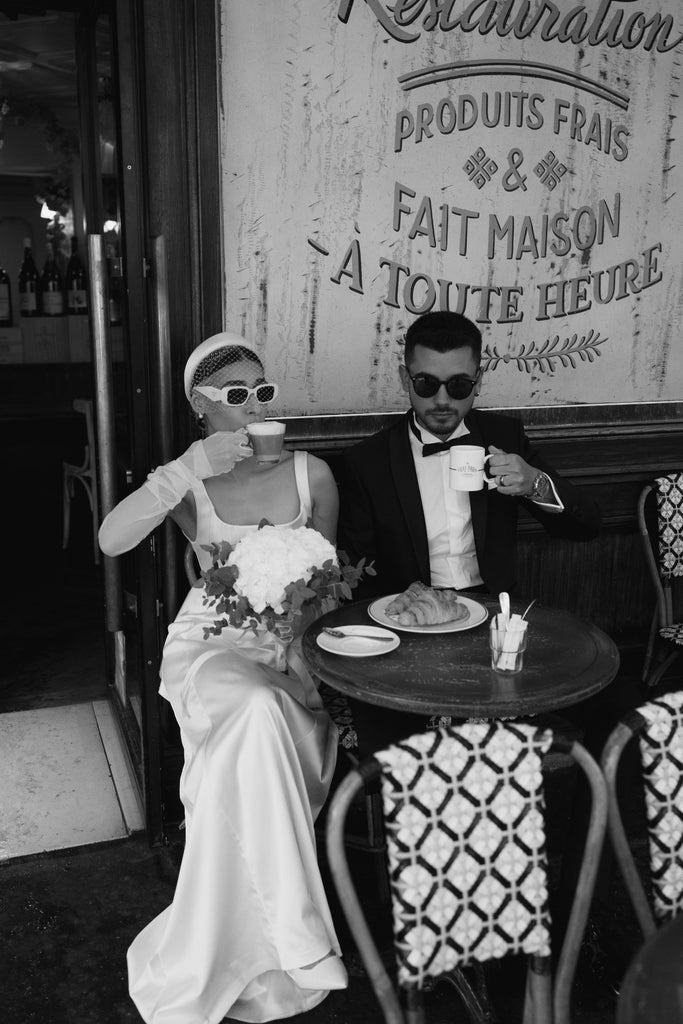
[293,450,313,524]
[191,477,217,553]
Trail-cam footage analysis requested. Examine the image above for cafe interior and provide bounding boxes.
[1,2,683,1023]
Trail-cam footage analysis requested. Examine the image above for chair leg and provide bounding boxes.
[91,487,100,565]
[405,988,427,1024]
[366,790,391,905]
[441,968,494,1023]
[645,647,682,693]
[641,607,658,684]
[73,475,100,565]
[62,473,72,550]
[522,958,552,1024]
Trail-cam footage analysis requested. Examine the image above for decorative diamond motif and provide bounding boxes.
[463,147,498,189]
[534,150,567,190]
[375,722,553,987]
[638,691,683,921]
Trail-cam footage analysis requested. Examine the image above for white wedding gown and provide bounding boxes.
[126,451,341,1023]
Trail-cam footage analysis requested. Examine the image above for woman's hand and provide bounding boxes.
[179,430,253,480]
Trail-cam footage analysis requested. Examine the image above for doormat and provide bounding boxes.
[0,702,140,861]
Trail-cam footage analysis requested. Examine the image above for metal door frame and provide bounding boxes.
[76,0,165,843]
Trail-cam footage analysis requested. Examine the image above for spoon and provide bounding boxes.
[499,591,510,628]
[322,627,395,643]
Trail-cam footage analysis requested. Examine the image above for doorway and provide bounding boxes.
[0,2,160,846]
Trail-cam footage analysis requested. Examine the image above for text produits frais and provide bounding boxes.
[393,183,622,259]
[395,94,629,160]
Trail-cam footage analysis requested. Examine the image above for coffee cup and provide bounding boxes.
[247,420,286,464]
[449,445,496,491]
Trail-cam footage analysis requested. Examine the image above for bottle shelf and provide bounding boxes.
[0,317,123,364]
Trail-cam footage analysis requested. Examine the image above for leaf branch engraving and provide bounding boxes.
[481,330,608,373]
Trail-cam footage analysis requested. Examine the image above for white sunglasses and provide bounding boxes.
[195,382,279,406]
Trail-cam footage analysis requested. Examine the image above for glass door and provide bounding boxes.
[76,3,165,842]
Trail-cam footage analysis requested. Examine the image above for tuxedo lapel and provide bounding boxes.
[388,416,431,582]
[463,412,489,568]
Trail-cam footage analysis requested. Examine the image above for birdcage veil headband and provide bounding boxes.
[183,333,264,400]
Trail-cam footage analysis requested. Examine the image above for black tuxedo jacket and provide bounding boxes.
[337,409,600,597]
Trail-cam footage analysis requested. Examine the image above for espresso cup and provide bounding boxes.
[449,445,497,491]
[247,420,286,464]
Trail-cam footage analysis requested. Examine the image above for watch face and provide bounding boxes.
[533,473,549,498]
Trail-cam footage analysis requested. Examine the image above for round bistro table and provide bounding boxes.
[301,595,620,720]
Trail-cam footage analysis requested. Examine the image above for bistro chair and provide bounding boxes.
[601,689,683,940]
[62,398,100,565]
[327,720,608,1024]
[637,473,683,690]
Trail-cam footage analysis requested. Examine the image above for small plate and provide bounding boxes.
[316,625,400,657]
[368,594,488,634]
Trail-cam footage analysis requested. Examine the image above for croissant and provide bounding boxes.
[386,582,468,626]
[385,581,430,617]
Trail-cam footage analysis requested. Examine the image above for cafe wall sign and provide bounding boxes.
[219,0,683,414]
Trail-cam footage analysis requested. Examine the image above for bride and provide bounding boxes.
[99,332,347,1023]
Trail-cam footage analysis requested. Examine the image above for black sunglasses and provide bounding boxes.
[407,371,480,400]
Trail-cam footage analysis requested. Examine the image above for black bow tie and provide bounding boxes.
[421,438,469,457]
[409,414,469,457]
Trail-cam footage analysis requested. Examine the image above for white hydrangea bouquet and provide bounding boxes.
[199,520,374,641]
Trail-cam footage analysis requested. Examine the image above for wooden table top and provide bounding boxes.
[617,914,683,1024]
[301,595,620,719]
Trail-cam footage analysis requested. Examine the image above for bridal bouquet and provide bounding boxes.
[200,521,374,640]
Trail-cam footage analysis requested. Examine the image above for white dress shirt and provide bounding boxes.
[408,417,564,590]
[408,419,483,589]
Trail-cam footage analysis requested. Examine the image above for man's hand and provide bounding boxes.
[487,445,538,496]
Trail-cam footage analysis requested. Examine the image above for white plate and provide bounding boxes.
[316,625,400,657]
[368,593,489,634]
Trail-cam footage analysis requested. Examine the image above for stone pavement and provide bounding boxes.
[1,798,649,1024]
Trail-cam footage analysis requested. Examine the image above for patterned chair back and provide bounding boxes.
[602,689,683,939]
[375,721,553,986]
[654,473,683,580]
[327,721,607,1024]
[637,474,683,687]
[637,691,683,921]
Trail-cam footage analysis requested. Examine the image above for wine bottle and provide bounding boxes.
[0,262,11,326]
[18,237,40,317]
[66,237,88,315]
[41,242,65,316]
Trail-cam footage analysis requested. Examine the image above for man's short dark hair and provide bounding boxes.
[404,311,482,367]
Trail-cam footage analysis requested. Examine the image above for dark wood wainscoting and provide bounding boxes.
[283,402,683,648]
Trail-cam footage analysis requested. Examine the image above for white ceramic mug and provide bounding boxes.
[449,445,497,491]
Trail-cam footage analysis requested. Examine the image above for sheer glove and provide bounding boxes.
[99,430,252,556]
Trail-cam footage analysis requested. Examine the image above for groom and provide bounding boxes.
[337,310,600,603]
[336,310,602,755]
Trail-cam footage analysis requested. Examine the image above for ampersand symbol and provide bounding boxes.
[502,148,528,192]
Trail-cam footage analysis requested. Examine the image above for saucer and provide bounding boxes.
[316,625,399,657]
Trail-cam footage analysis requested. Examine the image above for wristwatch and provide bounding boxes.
[524,471,551,501]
